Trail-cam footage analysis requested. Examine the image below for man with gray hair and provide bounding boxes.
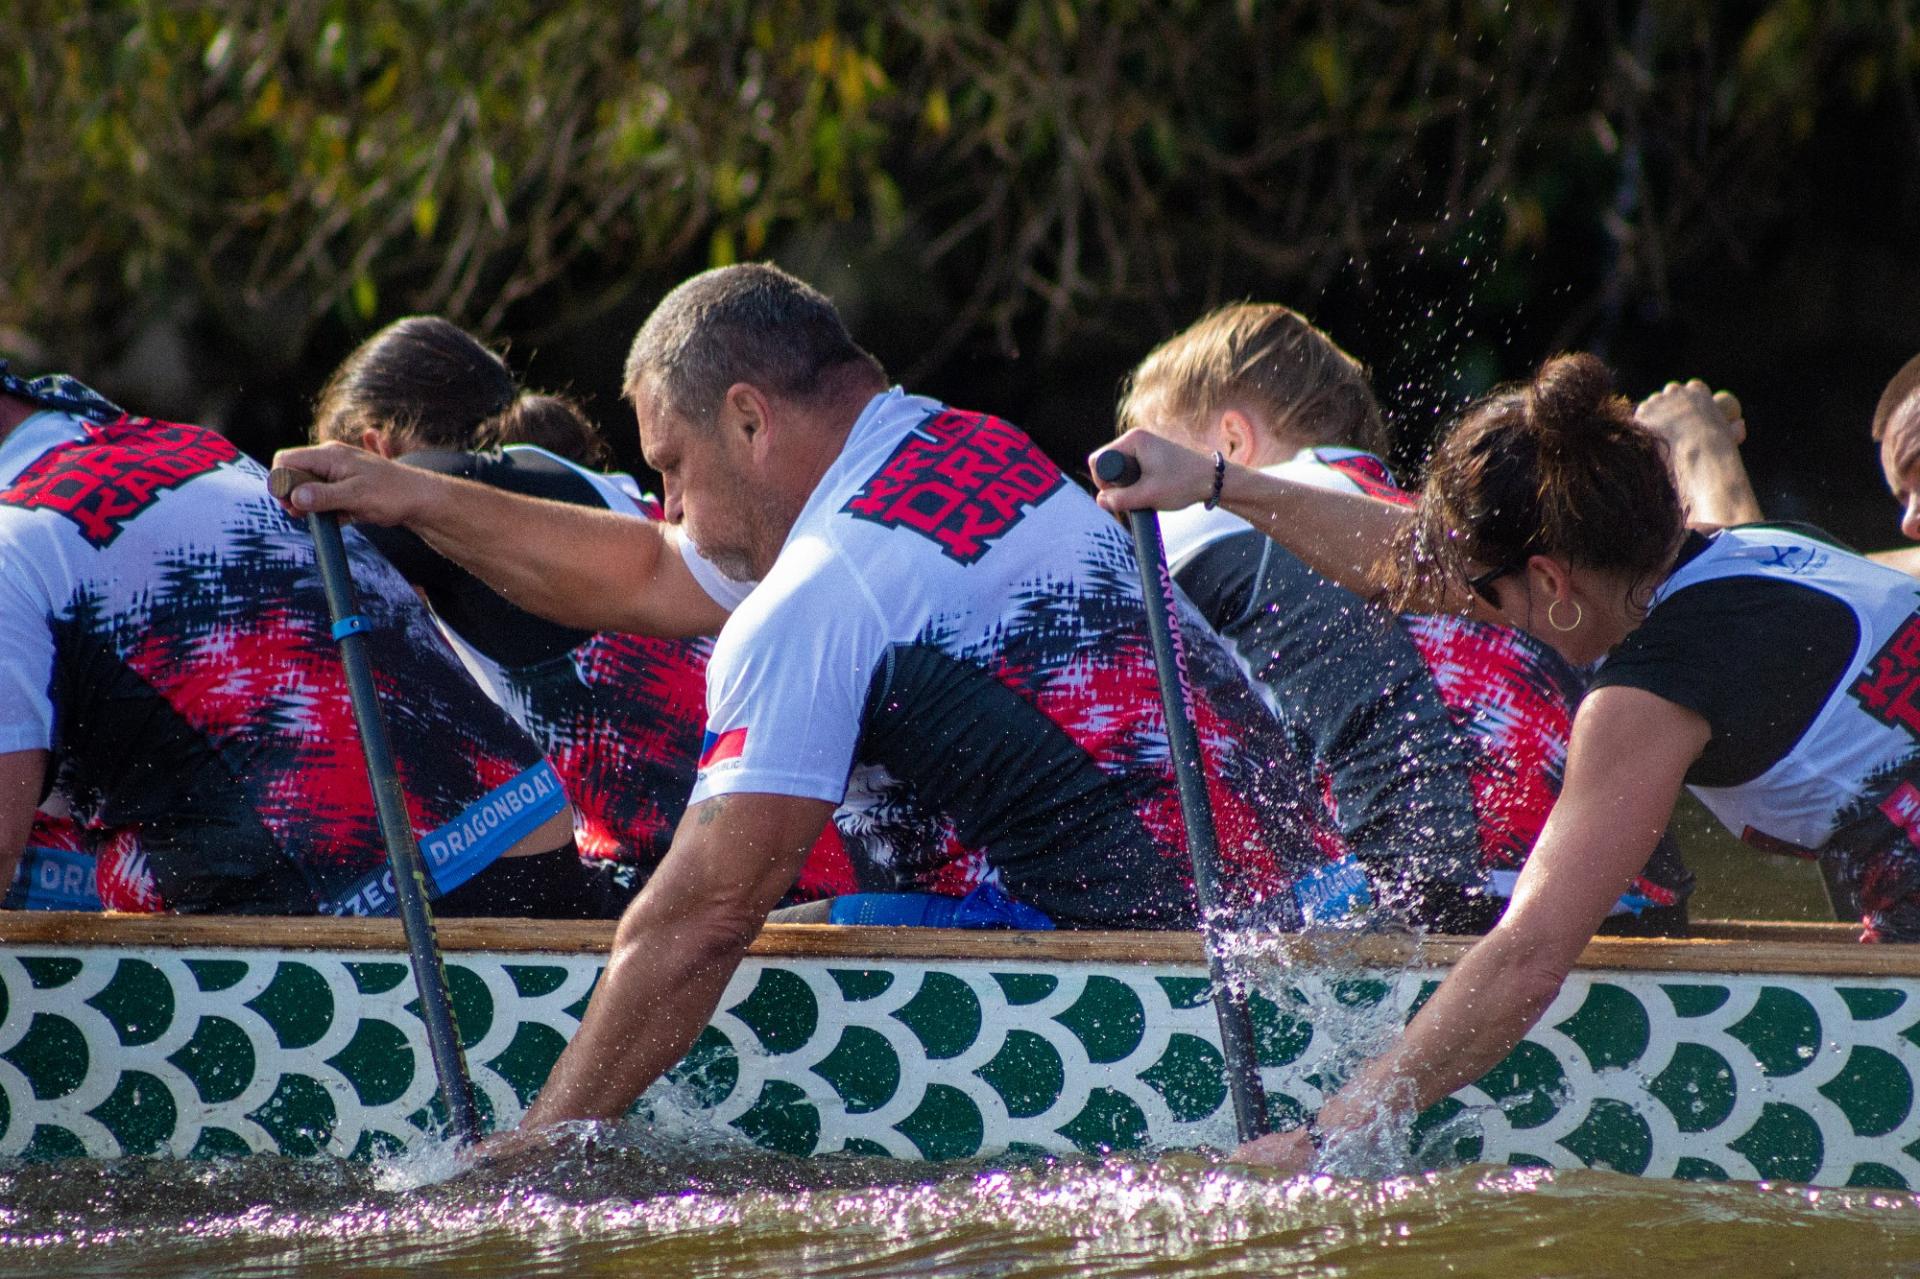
[273,262,1339,1144]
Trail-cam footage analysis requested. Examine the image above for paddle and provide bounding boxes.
[269,466,482,1147]
[1092,449,1270,1145]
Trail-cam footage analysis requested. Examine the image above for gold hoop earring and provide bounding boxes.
[1548,598,1583,633]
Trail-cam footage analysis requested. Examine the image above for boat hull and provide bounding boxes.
[1,916,1915,1189]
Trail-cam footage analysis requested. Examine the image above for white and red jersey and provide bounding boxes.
[0,394,563,915]
[377,447,712,874]
[1167,446,1685,919]
[687,390,1336,929]
[1282,448,1589,872]
[1159,448,1485,905]
[1166,446,1583,869]
[1595,524,1920,937]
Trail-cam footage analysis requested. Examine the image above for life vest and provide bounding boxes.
[1651,526,1920,855]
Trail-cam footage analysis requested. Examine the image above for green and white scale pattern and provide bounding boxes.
[3,944,1919,1189]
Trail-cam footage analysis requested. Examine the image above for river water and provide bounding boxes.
[6,1130,1920,1278]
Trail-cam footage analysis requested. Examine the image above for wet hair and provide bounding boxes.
[1873,352,1920,444]
[313,315,605,465]
[622,263,887,426]
[1115,303,1388,456]
[1387,352,1684,613]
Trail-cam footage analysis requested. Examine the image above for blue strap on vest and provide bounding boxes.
[330,614,371,642]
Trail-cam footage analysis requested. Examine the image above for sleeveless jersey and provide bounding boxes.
[1645,526,1920,936]
[0,397,564,914]
[689,391,1339,930]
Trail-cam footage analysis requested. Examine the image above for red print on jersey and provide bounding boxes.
[1853,613,1920,736]
[1319,453,1416,507]
[843,409,1064,564]
[0,418,240,547]
[1403,615,1571,870]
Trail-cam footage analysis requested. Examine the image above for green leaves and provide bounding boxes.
[1,1,907,371]
[0,1,1910,408]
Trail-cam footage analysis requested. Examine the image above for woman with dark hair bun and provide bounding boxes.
[1095,350,1920,1171]
[314,316,611,467]
[313,317,833,910]
[471,394,613,469]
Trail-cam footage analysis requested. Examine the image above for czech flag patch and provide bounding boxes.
[698,726,749,770]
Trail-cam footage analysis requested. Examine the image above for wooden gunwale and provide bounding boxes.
[0,913,1902,978]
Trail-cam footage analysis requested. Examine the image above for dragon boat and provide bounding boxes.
[2,913,1917,1191]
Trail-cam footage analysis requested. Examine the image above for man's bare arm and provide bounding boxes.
[1869,546,1920,578]
[516,791,833,1131]
[1635,380,1763,530]
[271,442,730,638]
[0,750,49,894]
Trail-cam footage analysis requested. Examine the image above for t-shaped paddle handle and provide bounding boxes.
[267,466,321,503]
[1092,449,1141,487]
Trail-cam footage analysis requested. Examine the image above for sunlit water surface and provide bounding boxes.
[5,1131,1920,1278]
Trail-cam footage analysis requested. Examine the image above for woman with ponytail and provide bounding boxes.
[1095,351,1920,1170]
[313,318,783,911]
[316,317,853,910]
[1118,311,1690,936]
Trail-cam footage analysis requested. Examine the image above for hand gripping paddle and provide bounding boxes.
[270,467,482,1146]
[1092,449,1269,1144]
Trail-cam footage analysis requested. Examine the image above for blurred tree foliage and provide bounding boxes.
[1,0,1915,450]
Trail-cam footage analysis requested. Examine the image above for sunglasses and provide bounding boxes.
[1465,561,1523,607]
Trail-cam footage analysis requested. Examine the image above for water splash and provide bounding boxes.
[367,1123,477,1194]
[1210,919,1435,1178]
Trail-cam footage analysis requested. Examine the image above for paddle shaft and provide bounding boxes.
[1093,450,1269,1143]
[271,467,482,1146]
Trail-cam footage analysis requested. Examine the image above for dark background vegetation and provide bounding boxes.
[4,0,1918,549]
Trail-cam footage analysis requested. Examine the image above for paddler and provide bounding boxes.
[1118,305,1692,934]
[312,316,732,912]
[313,314,855,914]
[271,262,1342,1142]
[1637,358,1920,582]
[1092,351,1920,1172]
[0,364,591,917]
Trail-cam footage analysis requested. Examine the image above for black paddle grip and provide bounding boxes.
[1093,449,1141,487]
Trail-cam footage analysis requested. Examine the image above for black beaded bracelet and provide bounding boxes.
[1203,449,1226,510]
[1302,1112,1326,1153]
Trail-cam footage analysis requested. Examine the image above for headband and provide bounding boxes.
[0,360,123,423]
